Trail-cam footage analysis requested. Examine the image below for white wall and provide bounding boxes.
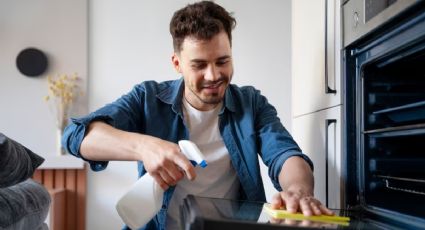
[0,0,87,157]
[88,0,292,229]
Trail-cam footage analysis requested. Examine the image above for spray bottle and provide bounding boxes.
[116,140,207,229]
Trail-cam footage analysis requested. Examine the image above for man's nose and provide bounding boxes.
[204,65,219,81]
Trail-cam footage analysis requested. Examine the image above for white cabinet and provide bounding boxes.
[292,106,341,209]
[292,0,341,117]
[291,0,343,209]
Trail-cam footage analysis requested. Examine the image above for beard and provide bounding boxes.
[183,76,230,111]
[191,77,229,104]
[194,92,223,104]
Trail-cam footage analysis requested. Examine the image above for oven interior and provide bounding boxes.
[362,50,425,219]
[344,2,425,228]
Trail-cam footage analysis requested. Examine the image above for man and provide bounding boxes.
[63,1,334,229]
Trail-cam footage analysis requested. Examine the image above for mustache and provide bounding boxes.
[201,77,228,87]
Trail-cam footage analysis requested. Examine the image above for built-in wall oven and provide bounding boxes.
[343,0,425,229]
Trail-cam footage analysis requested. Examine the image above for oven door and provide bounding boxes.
[344,1,425,229]
[180,195,395,230]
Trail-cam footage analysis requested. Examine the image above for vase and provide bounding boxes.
[56,126,66,156]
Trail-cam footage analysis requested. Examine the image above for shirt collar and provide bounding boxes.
[156,77,237,115]
[221,86,237,114]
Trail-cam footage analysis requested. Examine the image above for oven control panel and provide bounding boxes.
[343,0,417,47]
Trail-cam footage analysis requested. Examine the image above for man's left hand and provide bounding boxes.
[271,189,334,216]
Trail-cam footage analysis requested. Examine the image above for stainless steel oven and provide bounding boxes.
[343,0,419,46]
[343,0,425,229]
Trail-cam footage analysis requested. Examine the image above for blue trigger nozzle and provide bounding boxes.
[199,160,208,168]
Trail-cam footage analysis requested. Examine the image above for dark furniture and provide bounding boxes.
[0,133,50,230]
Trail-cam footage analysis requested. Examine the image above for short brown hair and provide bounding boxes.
[169,1,236,53]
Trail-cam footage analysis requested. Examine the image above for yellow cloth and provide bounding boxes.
[262,203,350,226]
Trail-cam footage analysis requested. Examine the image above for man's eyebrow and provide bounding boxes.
[217,55,231,61]
[190,55,231,63]
[190,59,206,63]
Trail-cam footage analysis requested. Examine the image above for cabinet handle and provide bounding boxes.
[325,0,337,94]
[325,119,337,207]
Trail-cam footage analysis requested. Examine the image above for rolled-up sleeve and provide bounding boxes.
[62,114,111,171]
[62,84,145,171]
[254,90,313,191]
[267,150,314,191]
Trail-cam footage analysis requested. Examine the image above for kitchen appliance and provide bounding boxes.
[343,0,425,229]
[180,195,382,229]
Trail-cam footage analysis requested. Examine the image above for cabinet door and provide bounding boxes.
[292,105,341,209]
[292,0,341,116]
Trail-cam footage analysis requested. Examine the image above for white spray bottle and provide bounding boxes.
[116,140,207,229]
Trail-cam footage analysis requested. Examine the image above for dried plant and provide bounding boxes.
[44,73,82,130]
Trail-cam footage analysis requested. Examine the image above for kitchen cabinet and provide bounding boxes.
[291,0,343,209]
[292,0,341,117]
[292,106,341,209]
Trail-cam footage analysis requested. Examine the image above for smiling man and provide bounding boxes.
[173,30,232,110]
[62,1,333,229]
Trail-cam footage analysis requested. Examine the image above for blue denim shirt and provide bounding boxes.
[62,78,313,230]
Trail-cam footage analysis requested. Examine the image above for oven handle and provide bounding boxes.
[325,119,337,207]
[325,0,337,94]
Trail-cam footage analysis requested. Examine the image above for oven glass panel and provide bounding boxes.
[362,49,425,219]
[364,51,425,131]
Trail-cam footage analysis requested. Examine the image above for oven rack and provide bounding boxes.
[368,93,424,107]
[363,123,425,135]
[369,158,425,173]
[373,100,425,123]
[375,175,425,196]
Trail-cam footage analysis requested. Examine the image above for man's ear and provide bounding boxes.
[171,53,181,73]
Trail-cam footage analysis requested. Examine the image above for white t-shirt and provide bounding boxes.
[166,99,240,229]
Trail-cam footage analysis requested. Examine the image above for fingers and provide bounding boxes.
[281,191,300,213]
[152,159,186,189]
[162,159,185,183]
[310,202,322,216]
[151,173,169,190]
[159,169,177,186]
[299,197,335,216]
[143,139,197,190]
[173,154,196,181]
[271,193,284,209]
[299,197,314,216]
[151,156,190,189]
[319,204,335,216]
[272,191,334,217]
[152,166,185,190]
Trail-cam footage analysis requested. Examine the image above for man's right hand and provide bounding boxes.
[80,121,196,190]
[138,136,196,190]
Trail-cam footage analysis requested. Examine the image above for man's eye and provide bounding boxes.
[192,63,206,70]
[216,60,229,66]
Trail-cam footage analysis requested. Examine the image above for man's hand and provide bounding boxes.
[139,136,196,190]
[80,121,196,190]
[275,156,334,216]
[271,189,334,216]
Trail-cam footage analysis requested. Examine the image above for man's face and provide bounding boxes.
[172,31,233,111]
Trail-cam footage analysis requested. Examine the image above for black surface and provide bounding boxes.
[373,100,425,123]
[16,48,48,77]
[180,195,392,230]
[343,1,425,229]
